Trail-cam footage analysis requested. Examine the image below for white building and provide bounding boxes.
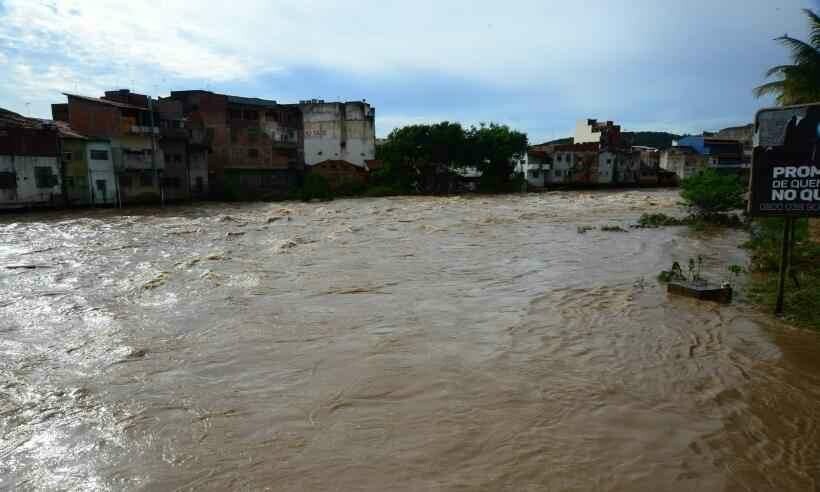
[299,100,376,168]
[575,119,621,145]
[86,140,117,205]
[514,150,550,188]
[0,111,63,209]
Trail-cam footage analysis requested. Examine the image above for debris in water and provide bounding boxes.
[5,264,49,270]
[225,231,245,240]
[273,239,298,253]
[143,272,169,290]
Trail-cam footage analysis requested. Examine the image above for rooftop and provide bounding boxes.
[63,93,149,111]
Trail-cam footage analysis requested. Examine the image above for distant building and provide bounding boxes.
[299,100,376,169]
[575,119,622,148]
[674,136,745,169]
[0,109,62,209]
[635,146,661,186]
[53,90,165,204]
[516,150,550,188]
[659,146,705,181]
[168,90,302,200]
[713,123,753,162]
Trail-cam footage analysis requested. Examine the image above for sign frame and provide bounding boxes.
[748,103,820,218]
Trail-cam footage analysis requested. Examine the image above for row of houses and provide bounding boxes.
[516,119,748,188]
[0,89,378,209]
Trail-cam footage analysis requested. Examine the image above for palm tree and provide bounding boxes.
[754,9,820,105]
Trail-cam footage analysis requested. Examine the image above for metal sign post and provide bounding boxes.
[749,103,820,316]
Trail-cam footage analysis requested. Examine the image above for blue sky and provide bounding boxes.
[1,0,818,143]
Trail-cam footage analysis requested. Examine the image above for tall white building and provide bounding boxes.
[299,100,376,168]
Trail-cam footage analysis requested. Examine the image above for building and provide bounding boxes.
[299,100,376,169]
[551,142,599,185]
[713,123,753,163]
[0,109,62,209]
[53,90,165,204]
[168,90,302,200]
[309,160,368,190]
[635,146,660,186]
[674,136,745,169]
[574,119,622,147]
[58,123,118,206]
[516,150,551,188]
[659,146,706,182]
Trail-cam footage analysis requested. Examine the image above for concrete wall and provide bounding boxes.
[598,152,615,184]
[188,148,208,199]
[160,139,189,202]
[549,150,573,184]
[301,102,376,167]
[62,138,90,205]
[86,141,116,205]
[574,120,600,144]
[0,155,62,208]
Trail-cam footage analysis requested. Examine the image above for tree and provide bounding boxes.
[679,169,745,216]
[464,123,528,192]
[754,9,820,105]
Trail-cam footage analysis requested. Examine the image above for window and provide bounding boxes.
[34,167,57,189]
[244,110,259,121]
[162,177,181,188]
[265,110,276,121]
[231,129,239,144]
[248,148,259,158]
[247,127,260,143]
[195,176,204,193]
[119,175,132,188]
[90,149,109,160]
[64,176,75,188]
[0,172,17,189]
[62,152,73,162]
[96,179,107,193]
[140,172,154,187]
[229,109,242,120]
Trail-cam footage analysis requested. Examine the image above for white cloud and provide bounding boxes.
[0,0,812,135]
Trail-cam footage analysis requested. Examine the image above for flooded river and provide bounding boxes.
[2,190,820,491]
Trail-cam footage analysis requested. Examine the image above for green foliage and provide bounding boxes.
[743,217,820,330]
[755,9,820,105]
[376,121,528,194]
[300,173,331,201]
[680,169,745,216]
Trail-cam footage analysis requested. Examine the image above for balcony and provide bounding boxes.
[129,125,160,135]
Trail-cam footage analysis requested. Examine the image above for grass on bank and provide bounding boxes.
[744,218,820,330]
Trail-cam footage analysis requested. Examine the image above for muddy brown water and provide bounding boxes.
[2,190,820,491]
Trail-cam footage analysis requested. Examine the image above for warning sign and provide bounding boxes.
[749,104,820,217]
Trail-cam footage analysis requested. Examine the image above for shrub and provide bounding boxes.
[680,169,745,216]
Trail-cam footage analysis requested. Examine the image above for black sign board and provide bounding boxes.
[749,103,820,217]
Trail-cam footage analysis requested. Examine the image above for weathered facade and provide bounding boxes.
[635,147,661,186]
[659,146,706,182]
[54,91,165,204]
[0,110,62,209]
[299,100,376,168]
[309,159,368,190]
[168,91,301,199]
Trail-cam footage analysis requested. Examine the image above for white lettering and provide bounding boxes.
[785,189,797,200]
[772,190,786,200]
[785,167,797,178]
[773,167,785,178]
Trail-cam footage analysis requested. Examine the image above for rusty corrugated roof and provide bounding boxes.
[63,93,148,110]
